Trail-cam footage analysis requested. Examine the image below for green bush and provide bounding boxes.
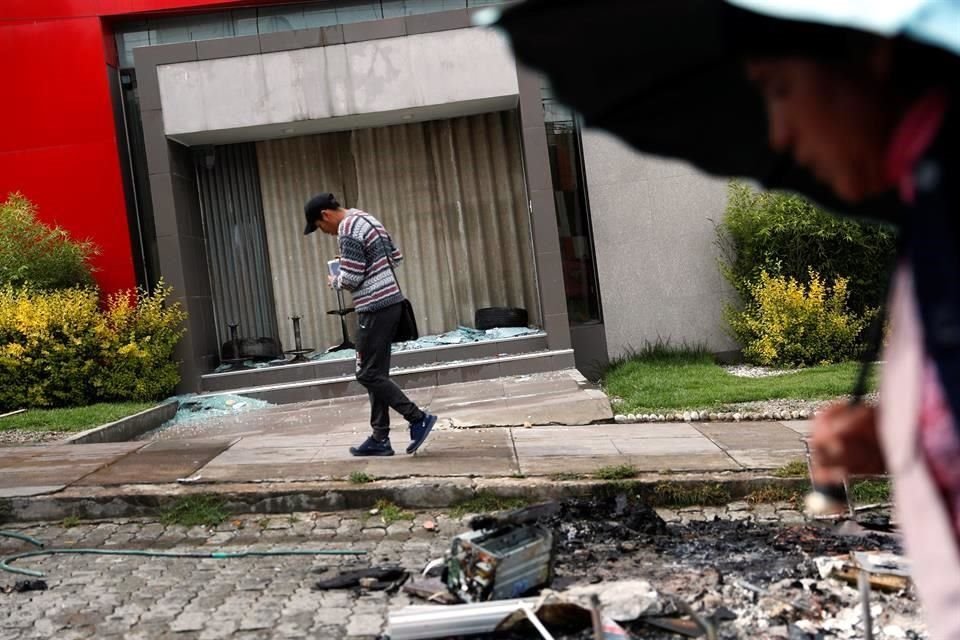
[93,283,187,402]
[718,182,896,314]
[727,269,872,367]
[0,287,101,408]
[0,282,186,410]
[0,193,97,290]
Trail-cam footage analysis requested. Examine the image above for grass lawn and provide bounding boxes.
[605,351,878,414]
[0,402,155,433]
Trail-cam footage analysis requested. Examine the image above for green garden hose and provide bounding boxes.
[0,530,365,578]
[0,530,44,549]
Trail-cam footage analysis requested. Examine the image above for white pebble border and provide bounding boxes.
[613,409,813,424]
[722,365,803,378]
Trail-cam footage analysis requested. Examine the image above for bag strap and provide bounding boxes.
[357,213,403,296]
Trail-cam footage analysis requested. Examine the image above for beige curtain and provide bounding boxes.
[257,111,539,353]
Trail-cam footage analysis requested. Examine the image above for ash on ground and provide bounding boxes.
[496,496,922,639]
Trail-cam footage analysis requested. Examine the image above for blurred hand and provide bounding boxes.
[810,403,886,483]
[327,275,336,289]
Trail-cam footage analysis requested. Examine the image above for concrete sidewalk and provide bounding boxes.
[154,370,615,442]
[0,368,817,518]
[1,417,812,497]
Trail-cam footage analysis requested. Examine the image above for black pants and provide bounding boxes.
[356,302,424,441]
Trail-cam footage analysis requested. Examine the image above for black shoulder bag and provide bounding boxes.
[366,217,419,343]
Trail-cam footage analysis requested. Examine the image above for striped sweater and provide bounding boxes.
[334,209,405,312]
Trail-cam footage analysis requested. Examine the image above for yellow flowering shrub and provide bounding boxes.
[718,182,896,315]
[93,283,187,402]
[0,287,101,408]
[0,282,186,410]
[726,269,873,367]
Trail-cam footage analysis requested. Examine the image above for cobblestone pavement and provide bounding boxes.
[0,503,918,639]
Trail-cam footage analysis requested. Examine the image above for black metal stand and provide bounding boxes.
[326,289,356,353]
[284,316,315,363]
[222,322,248,369]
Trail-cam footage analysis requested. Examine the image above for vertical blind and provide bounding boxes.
[196,142,280,348]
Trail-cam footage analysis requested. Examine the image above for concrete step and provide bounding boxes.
[198,349,576,405]
[201,333,549,394]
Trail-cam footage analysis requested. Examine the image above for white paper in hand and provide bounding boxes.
[327,259,341,277]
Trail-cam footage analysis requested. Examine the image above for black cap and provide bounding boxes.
[303,192,340,236]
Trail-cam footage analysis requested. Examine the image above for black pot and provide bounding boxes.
[475,307,529,331]
[221,337,284,362]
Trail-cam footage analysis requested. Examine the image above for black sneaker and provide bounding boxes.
[349,436,395,457]
[406,413,437,454]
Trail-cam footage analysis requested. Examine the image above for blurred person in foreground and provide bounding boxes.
[727,13,960,638]
[492,1,960,636]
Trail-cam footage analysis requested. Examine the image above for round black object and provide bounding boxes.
[243,337,284,360]
[475,307,528,331]
[221,337,284,362]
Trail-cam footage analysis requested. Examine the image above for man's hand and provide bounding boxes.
[810,403,886,483]
[327,275,337,289]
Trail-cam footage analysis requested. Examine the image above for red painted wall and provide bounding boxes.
[0,0,284,295]
[0,0,266,21]
[0,16,137,294]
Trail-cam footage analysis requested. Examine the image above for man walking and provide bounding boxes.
[304,193,437,457]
